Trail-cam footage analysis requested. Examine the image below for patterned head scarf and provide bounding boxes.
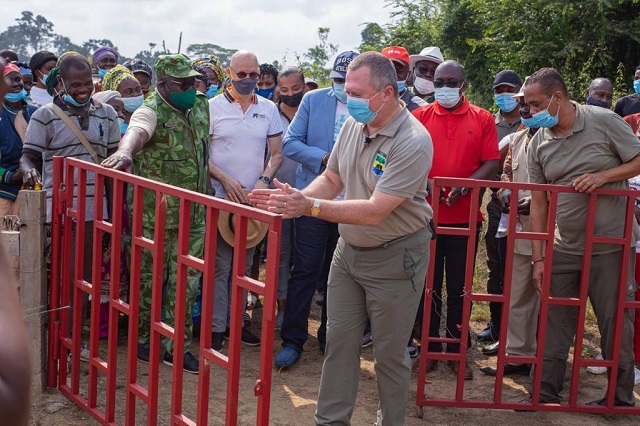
[45,66,60,96]
[193,55,225,84]
[102,64,136,91]
[92,46,119,66]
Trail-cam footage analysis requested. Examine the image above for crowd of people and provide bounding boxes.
[2,39,640,424]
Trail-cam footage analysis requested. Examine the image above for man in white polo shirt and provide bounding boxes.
[208,50,283,350]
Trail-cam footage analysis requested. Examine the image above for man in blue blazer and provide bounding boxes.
[275,51,359,368]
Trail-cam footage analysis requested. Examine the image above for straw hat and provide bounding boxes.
[217,208,268,248]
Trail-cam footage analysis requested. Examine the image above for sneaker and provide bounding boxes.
[634,366,640,385]
[211,332,225,351]
[275,311,284,330]
[162,351,199,374]
[586,353,607,375]
[241,328,261,346]
[137,344,150,363]
[275,346,301,368]
[362,332,373,348]
[80,346,90,362]
[408,342,418,359]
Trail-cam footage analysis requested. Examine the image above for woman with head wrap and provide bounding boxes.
[192,55,225,99]
[92,46,119,79]
[123,58,153,98]
[93,90,126,136]
[102,65,143,126]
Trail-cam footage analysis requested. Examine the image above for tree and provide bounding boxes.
[297,27,339,86]
[358,22,388,53]
[52,35,86,56]
[186,43,238,67]
[15,11,54,53]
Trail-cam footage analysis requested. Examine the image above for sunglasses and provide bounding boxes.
[230,67,259,80]
[433,80,462,89]
[169,78,195,91]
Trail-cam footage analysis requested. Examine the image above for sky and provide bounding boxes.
[1,0,398,65]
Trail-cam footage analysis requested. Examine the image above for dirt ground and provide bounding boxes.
[30,297,640,426]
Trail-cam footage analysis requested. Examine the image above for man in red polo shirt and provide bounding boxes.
[412,60,499,380]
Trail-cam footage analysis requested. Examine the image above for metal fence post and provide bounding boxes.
[18,190,47,393]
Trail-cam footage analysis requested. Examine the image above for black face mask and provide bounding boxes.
[279,91,305,107]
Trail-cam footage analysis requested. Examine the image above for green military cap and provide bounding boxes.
[154,54,201,79]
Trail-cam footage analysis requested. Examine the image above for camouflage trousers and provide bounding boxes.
[138,224,204,354]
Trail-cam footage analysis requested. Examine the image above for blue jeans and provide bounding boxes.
[281,216,338,352]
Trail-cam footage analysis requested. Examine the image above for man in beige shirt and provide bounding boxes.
[250,52,433,425]
[526,67,640,406]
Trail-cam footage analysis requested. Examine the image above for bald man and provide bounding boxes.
[586,78,614,109]
[412,60,499,380]
[207,50,283,350]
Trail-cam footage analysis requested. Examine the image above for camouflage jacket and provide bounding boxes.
[131,92,209,229]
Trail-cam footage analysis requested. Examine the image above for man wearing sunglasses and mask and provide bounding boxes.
[412,60,500,381]
[102,54,209,375]
[208,50,283,351]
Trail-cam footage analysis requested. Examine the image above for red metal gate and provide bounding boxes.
[48,157,282,425]
[417,177,640,415]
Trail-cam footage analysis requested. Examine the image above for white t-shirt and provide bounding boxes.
[628,174,640,250]
[30,86,53,106]
[334,100,349,143]
[498,133,514,151]
[209,91,283,198]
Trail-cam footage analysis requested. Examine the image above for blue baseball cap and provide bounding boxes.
[330,51,359,79]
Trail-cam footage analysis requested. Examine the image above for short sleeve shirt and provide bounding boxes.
[327,108,433,247]
[412,97,500,224]
[23,99,120,222]
[209,90,283,198]
[527,102,640,254]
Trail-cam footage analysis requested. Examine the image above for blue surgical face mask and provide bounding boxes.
[123,95,144,113]
[346,89,384,124]
[118,118,128,135]
[5,89,28,103]
[98,68,108,79]
[434,87,462,108]
[206,84,219,99]
[397,79,407,93]
[61,79,92,108]
[495,93,519,113]
[633,79,640,95]
[333,82,347,103]
[586,96,611,109]
[39,72,49,86]
[525,97,560,128]
[255,86,276,100]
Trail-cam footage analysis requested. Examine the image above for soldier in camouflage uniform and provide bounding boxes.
[102,54,208,374]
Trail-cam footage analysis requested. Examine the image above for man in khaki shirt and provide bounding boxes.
[250,52,433,425]
[526,67,640,406]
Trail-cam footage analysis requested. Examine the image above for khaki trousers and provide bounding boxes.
[505,253,539,356]
[315,227,430,426]
[537,250,636,405]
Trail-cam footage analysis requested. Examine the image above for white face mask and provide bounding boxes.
[434,87,462,108]
[413,76,435,95]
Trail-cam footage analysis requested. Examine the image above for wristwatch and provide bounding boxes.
[460,187,469,196]
[258,175,271,184]
[310,198,321,217]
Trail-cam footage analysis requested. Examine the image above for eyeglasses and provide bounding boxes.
[230,67,259,80]
[169,78,195,91]
[433,80,462,89]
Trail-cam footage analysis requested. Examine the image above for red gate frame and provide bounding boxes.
[416,177,640,415]
[48,157,282,425]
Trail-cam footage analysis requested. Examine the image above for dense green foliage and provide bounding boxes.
[362,0,640,109]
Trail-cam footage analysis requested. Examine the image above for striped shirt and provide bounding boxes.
[23,98,120,222]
